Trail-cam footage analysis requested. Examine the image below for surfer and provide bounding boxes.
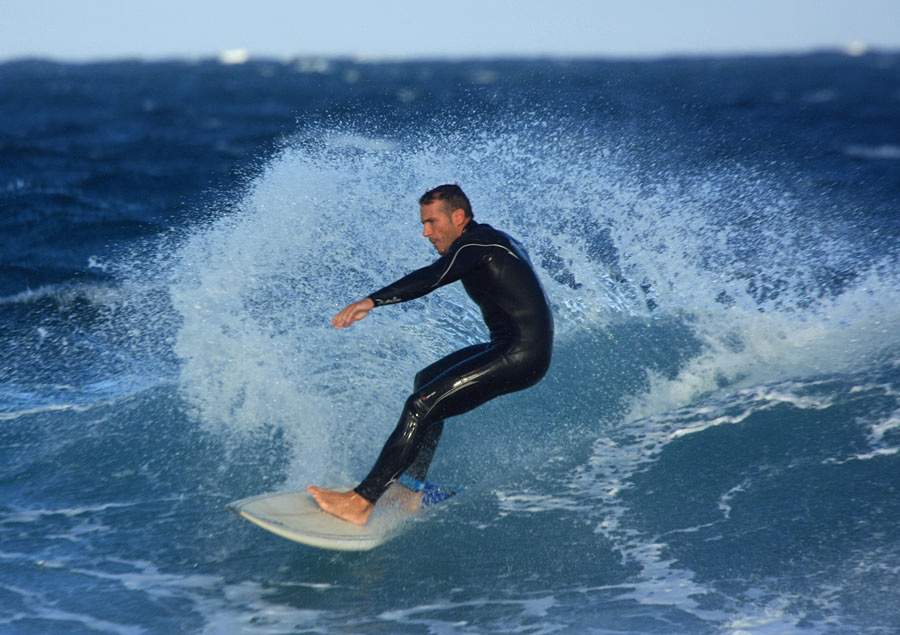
[307,184,554,525]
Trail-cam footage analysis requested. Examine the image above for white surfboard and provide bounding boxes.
[227,480,457,551]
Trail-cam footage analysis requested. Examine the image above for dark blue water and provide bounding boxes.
[2,53,899,633]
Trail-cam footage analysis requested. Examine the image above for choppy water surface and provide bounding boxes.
[2,53,899,633]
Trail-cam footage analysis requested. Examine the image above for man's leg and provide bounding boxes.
[378,345,495,512]
[353,343,535,504]
[309,344,546,524]
[404,344,490,481]
[307,344,488,525]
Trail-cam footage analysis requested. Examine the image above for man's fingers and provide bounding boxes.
[332,309,352,328]
[331,300,370,329]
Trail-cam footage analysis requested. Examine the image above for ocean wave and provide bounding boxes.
[0,280,119,307]
[4,58,898,631]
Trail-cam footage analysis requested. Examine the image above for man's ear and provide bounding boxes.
[451,208,467,227]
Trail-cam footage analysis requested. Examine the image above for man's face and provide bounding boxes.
[420,200,465,255]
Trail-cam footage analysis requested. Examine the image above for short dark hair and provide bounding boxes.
[419,184,473,219]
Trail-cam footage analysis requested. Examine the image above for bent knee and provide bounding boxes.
[407,390,434,421]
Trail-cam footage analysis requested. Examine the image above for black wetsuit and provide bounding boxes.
[354,220,554,503]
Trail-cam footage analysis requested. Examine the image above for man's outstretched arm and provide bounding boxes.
[331,297,375,329]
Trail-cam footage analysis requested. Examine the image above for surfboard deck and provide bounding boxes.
[227,480,457,551]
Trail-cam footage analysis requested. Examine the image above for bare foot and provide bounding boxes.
[306,485,374,526]
[383,482,424,514]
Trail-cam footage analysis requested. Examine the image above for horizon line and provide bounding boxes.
[1,42,893,66]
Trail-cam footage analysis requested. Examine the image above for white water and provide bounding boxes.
[165,128,900,479]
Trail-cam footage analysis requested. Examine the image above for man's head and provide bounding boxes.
[419,184,473,255]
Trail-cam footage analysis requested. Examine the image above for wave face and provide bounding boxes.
[2,54,899,632]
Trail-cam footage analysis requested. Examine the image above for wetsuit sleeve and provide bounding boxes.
[369,242,485,306]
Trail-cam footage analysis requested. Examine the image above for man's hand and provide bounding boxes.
[331,297,375,329]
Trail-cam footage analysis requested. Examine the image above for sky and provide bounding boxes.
[2,0,899,62]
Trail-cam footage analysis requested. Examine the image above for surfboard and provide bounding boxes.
[227,479,457,551]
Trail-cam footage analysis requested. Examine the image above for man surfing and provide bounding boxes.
[307,184,553,525]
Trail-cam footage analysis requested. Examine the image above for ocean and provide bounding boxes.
[1,52,899,633]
